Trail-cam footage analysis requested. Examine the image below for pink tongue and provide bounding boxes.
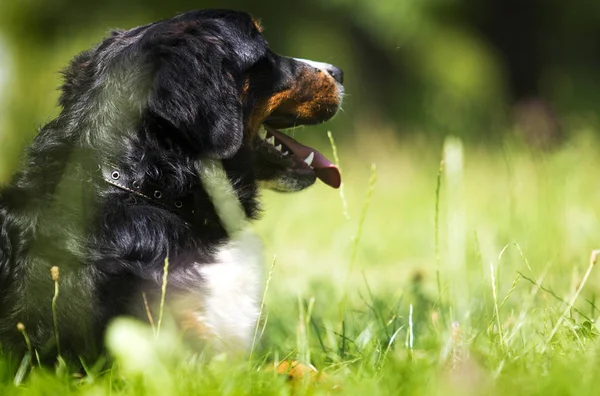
[264,126,341,189]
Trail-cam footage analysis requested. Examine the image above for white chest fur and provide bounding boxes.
[194,230,264,353]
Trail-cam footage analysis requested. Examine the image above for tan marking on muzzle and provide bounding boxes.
[244,67,339,137]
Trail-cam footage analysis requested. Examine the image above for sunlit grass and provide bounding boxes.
[3,131,600,394]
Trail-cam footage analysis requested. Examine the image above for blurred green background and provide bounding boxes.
[2,0,600,182]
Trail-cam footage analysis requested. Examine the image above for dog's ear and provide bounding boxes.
[147,18,267,159]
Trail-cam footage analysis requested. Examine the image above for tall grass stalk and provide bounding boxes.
[250,254,277,362]
[339,164,377,323]
[443,137,466,322]
[16,323,32,357]
[327,131,350,220]
[297,296,315,365]
[434,159,444,307]
[50,266,61,356]
[489,261,505,350]
[14,323,33,386]
[406,304,414,360]
[156,257,169,338]
[142,292,156,332]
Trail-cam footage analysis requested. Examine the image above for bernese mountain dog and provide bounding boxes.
[0,9,344,364]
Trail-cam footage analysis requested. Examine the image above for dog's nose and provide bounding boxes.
[326,65,344,84]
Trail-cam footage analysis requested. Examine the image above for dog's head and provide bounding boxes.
[242,51,344,192]
[61,10,343,192]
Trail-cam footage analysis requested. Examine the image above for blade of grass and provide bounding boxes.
[142,292,156,332]
[339,164,377,324]
[505,264,550,344]
[518,271,591,321]
[360,271,391,339]
[405,304,414,360]
[489,260,505,350]
[542,250,598,352]
[378,325,405,370]
[327,131,350,220]
[297,296,315,365]
[482,244,520,335]
[434,159,444,308]
[250,254,277,362]
[50,266,61,357]
[13,351,31,386]
[156,257,169,338]
[474,231,487,311]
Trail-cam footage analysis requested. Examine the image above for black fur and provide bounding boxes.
[0,9,343,365]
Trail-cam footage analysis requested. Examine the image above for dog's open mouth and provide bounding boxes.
[256,124,341,189]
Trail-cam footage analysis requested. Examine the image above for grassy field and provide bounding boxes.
[2,129,600,395]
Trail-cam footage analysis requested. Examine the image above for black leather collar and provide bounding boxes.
[100,163,204,222]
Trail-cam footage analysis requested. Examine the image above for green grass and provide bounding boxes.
[4,130,600,395]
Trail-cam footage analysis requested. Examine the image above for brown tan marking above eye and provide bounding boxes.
[251,17,263,33]
[240,77,251,100]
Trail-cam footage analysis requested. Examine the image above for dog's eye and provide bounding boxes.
[245,56,271,73]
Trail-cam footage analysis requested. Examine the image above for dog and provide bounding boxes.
[0,9,343,364]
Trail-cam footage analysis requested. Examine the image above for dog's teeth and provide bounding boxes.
[275,144,282,152]
[283,151,290,156]
[258,128,267,140]
[266,136,275,145]
[304,152,314,166]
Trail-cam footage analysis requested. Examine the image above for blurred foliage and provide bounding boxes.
[1,0,600,181]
